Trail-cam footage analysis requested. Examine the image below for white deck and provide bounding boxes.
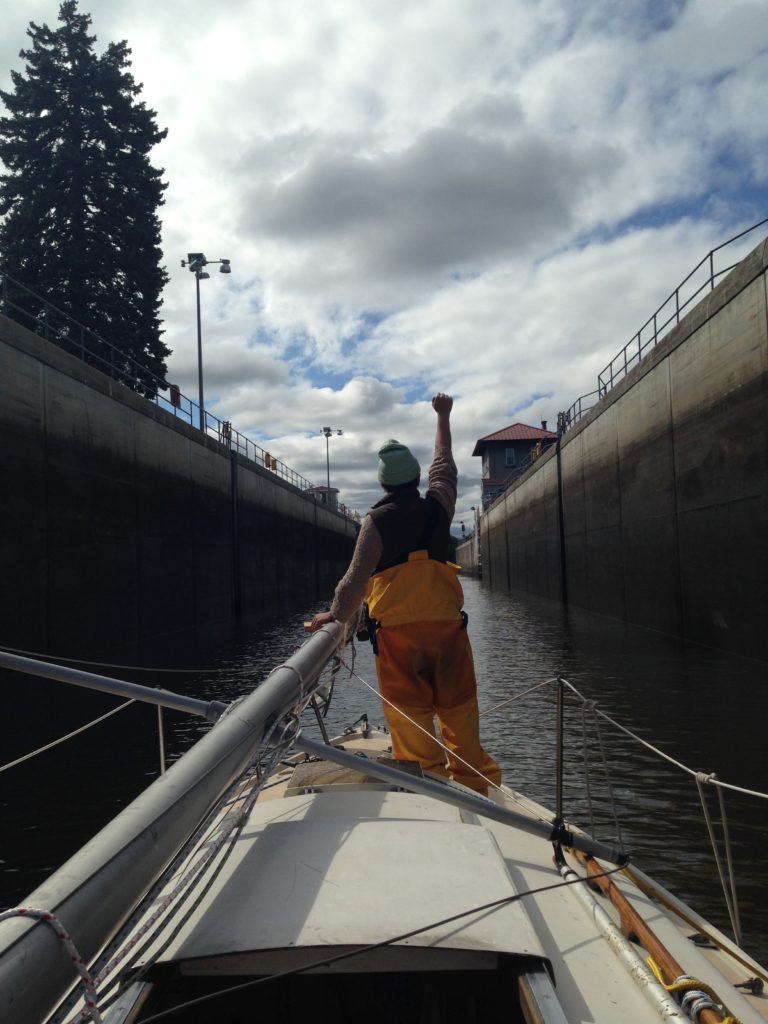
[161,807,547,968]
[132,732,768,1024]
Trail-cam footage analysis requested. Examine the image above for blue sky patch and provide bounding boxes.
[508,392,554,418]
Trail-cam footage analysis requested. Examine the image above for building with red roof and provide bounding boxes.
[472,421,557,507]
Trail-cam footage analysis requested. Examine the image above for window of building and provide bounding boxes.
[505,447,516,467]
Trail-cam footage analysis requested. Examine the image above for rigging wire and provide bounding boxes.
[479,677,558,716]
[0,698,137,773]
[8,640,765,1022]
[81,743,294,1023]
[0,643,241,674]
[135,863,624,1023]
[559,678,768,800]
[696,773,742,948]
[54,710,304,1024]
[585,698,625,853]
[340,654,504,795]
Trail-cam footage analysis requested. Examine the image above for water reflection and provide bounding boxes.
[2,578,767,967]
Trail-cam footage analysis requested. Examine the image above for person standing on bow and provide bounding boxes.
[309,394,501,795]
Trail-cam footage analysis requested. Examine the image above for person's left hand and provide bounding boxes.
[308,611,335,632]
[432,392,453,416]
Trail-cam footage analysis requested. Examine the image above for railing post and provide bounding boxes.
[709,249,715,290]
[156,689,166,775]
[555,676,565,824]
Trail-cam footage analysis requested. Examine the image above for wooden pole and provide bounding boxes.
[576,852,731,1024]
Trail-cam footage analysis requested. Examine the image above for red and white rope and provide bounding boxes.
[0,907,103,1022]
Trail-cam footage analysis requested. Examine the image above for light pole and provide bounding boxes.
[471,505,480,574]
[181,253,231,431]
[321,427,343,490]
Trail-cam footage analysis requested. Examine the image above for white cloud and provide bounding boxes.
[2,0,767,526]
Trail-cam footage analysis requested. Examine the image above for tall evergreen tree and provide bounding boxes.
[0,1,170,392]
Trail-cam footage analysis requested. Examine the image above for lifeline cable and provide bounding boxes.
[559,678,768,800]
[135,863,624,1023]
[55,681,325,1023]
[340,654,504,795]
[479,677,558,716]
[0,698,137,773]
[0,643,228,673]
[76,735,295,1024]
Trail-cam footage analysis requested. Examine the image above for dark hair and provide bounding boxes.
[381,476,420,494]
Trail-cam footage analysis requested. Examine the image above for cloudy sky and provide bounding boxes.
[2,1,767,528]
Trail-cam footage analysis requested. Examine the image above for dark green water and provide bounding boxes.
[2,578,767,966]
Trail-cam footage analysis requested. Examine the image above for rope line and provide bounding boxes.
[340,656,503,795]
[646,956,742,1024]
[580,699,596,836]
[135,864,623,1023]
[695,773,742,947]
[0,908,103,1023]
[715,781,741,946]
[590,699,625,853]
[60,683,323,1023]
[560,678,768,800]
[479,677,557,716]
[0,643,233,674]
[56,745,291,1023]
[0,699,137,773]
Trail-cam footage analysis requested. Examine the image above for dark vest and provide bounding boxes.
[368,490,450,573]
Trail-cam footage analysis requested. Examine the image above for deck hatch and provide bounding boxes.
[152,818,549,968]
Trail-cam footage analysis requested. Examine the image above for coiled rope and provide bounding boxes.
[646,956,743,1024]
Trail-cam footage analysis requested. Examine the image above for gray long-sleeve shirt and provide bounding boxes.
[329,445,457,624]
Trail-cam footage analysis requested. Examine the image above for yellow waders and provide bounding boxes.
[366,552,501,794]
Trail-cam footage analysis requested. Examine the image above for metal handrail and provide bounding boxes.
[0,270,357,517]
[560,218,768,431]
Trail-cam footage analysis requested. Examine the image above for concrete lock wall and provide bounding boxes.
[481,236,768,661]
[0,314,357,664]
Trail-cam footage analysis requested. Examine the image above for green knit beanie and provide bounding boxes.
[377,439,421,486]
